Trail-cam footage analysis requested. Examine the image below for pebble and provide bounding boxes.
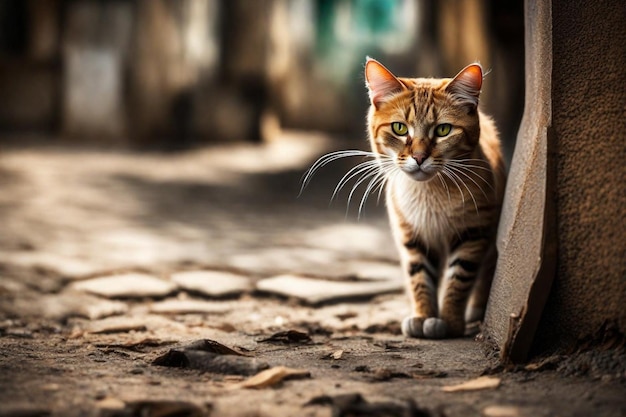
[71,273,177,298]
[0,251,103,278]
[87,317,148,334]
[40,293,128,320]
[171,270,252,297]
[150,299,231,315]
[256,274,402,304]
[226,247,340,276]
[341,260,401,281]
[4,328,33,338]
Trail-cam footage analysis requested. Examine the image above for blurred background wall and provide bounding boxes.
[0,0,523,157]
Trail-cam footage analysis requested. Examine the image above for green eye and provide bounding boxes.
[435,123,452,137]
[391,122,408,136]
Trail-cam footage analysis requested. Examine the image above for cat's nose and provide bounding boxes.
[413,152,428,165]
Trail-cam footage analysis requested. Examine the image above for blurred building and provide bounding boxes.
[0,0,523,154]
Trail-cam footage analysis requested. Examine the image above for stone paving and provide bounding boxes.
[0,132,625,417]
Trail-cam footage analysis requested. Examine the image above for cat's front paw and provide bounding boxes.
[401,316,426,338]
[423,317,448,339]
[402,316,449,339]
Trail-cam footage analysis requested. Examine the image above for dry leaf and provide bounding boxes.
[68,328,84,339]
[331,350,344,360]
[188,339,249,356]
[257,330,312,344]
[229,366,310,389]
[152,339,267,375]
[442,376,501,392]
[523,355,562,372]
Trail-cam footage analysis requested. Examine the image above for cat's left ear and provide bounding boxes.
[365,57,405,109]
[446,63,483,109]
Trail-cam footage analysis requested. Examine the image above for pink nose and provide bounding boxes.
[413,152,428,165]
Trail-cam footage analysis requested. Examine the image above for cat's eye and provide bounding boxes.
[391,122,408,136]
[435,123,452,137]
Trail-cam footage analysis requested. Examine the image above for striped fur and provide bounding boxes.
[365,58,506,338]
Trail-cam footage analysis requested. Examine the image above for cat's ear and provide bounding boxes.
[446,63,483,109]
[365,57,405,109]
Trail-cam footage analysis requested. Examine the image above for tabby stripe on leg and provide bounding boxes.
[448,256,481,285]
[404,237,439,287]
[449,258,480,273]
[411,280,433,296]
[404,239,440,268]
[409,262,425,275]
[450,273,476,284]
[408,262,438,283]
[449,227,490,253]
[404,238,428,253]
[445,286,473,301]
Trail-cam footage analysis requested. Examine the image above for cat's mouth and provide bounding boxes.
[402,165,437,182]
[398,157,438,182]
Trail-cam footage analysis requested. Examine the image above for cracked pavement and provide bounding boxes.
[0,132,624,417]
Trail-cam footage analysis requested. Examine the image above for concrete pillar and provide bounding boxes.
[484,0,626,363]
[532,0,626,355]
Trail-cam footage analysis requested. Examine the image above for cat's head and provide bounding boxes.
[365,58,483,182]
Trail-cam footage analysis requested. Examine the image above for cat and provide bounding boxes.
[303,58,505,338]
[365,58,506,338]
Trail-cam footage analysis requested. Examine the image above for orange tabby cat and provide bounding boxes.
[365,58,506,338]
[302,58,505,338]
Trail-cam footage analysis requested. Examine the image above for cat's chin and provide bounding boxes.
[404,170,436,182]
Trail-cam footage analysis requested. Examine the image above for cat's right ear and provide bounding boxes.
[365,57,404,109]
[446,63,483,109]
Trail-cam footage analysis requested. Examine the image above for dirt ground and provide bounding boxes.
[0,132,625,417]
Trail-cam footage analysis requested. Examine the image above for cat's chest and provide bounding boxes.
[387,179,463,245]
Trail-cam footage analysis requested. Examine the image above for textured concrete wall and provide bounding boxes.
[532,0,626,353]
[485,0,626,362]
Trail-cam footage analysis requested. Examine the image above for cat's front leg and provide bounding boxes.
[438,230,490,337]
[399,236,441,338]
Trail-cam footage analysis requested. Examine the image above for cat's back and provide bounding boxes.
[478,111,506,203]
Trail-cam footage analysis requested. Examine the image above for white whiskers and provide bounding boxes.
[434,157,495,216]
[300,150,495,219]
[299,150,398,218]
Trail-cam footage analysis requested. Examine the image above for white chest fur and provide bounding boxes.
[386,174,465,251]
